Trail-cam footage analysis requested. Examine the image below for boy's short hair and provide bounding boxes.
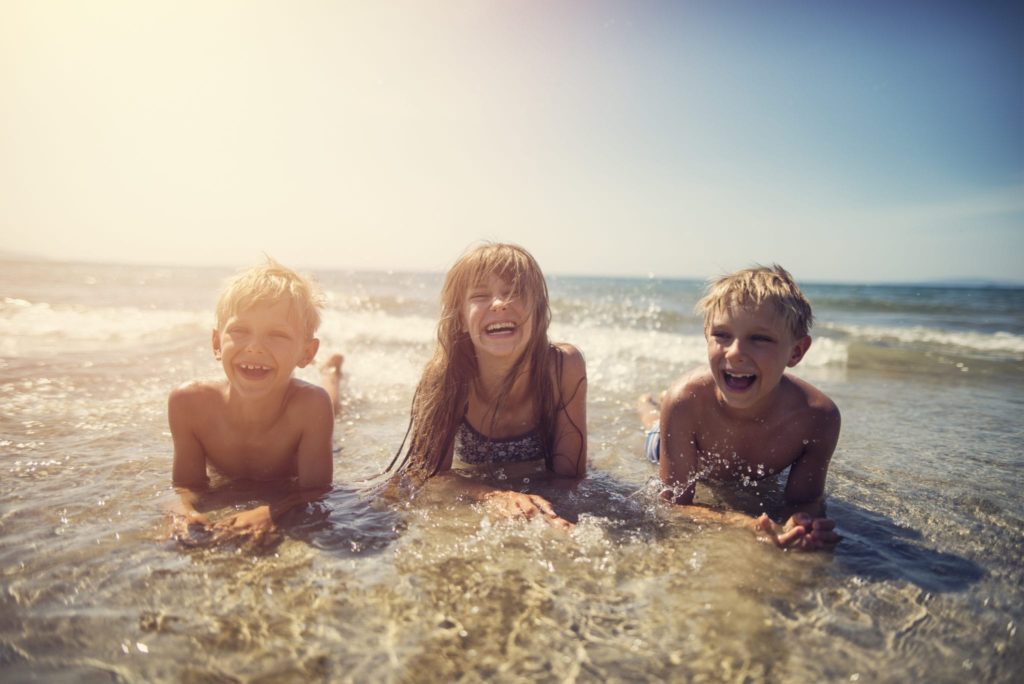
[697,264,813,339]
[215,257,324,339]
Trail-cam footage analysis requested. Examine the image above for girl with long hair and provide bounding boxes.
[387,243,587,526]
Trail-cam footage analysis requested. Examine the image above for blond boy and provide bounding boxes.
[639,265,840,551]
[168,258,339,546]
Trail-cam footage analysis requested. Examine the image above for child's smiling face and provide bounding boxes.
[705,304,809,412]
[213,298,318,397]
[462,274,534,361]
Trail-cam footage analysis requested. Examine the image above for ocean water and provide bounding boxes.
[1,258,1021,682]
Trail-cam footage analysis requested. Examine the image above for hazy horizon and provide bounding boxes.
[2,2,1022,283]
[4,247,1023,288]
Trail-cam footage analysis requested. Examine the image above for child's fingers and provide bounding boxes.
[787,513,813,530]
[528,495,557,517]
[212,516,239,531]
[775,525,805,548]
[809,529,841,545]
[548,515,575,530]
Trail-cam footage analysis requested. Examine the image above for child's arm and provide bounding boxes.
[658,386,699,505]
[294,385,335,489]
[167,385,212,536]
[783,403,841,509]
[551,344,588,478]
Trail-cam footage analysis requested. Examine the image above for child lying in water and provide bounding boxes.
[167,257,343,546]
[640,264,840,551]
[387,242,587,528]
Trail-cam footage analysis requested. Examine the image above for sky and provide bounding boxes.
[1,1,1022,283]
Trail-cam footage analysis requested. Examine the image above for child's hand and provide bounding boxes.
[483,491,573,530]
[755,513,839,551]
[168,510,213,547]
[212,506,280,547]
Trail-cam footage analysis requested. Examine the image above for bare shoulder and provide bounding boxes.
[551,342,587,380]
[785,375,841,433]
[168,379,224,413]
[663,369,714,413]
[167,380,225,442]
[287,378,334,416]
[785,375,839,414]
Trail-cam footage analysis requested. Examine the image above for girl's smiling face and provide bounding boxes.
[705,305,809,411]
[462,274,534,361]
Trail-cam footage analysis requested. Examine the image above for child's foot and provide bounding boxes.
[319,353,344,415]
[636,393,661,430]
[320,353,344,378]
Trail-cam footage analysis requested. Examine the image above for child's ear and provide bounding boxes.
[211,328,222,360]
[787,335,812,367]
[297,338,320,368]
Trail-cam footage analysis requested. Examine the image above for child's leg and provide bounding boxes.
[636,393,662,463]
[319,353,344,415]
[636,393,660,430]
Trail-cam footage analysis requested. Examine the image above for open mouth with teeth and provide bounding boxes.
[722,370,756,391]
[237,362,274,380]
[484,321,518,337]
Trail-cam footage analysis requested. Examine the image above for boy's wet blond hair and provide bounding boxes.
[215,257,324,339]
[697,264,813,339]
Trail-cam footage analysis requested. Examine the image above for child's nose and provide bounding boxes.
[244,337,267,352]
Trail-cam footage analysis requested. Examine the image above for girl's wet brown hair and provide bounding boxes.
[387,242,578,480]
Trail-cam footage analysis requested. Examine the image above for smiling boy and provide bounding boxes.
[640,264,841,551]
[168,258,336,546]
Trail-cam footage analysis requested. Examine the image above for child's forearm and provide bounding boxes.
[267,485,331,522]
[781,497,826,520]
[171,487,204,518]
[669,503,755,529]
[434,472,502,502]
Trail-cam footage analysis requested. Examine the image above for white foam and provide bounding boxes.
[551,323,849,395]
[0,298,208,356]
[822,322,1024,355]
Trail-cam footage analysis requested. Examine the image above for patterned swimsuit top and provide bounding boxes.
[454,418,546,465]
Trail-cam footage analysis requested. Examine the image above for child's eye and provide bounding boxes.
[270,331,291,339]
[469,292,489,301]
[710,331,730,340]
[751,335,774,343]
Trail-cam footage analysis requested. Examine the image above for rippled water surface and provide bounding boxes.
[1,260,1021,682]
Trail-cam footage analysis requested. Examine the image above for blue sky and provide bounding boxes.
[1,1,1021,282]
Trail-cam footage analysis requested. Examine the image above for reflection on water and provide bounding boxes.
[1,263,1022,682]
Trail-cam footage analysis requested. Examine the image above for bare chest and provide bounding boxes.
[466,398,537,439]
[198,419,302,481]
[694,421,806,482]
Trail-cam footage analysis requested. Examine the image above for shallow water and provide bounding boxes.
[1,260,1022,682]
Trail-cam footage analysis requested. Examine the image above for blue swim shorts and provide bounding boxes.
[644,422,661,464]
